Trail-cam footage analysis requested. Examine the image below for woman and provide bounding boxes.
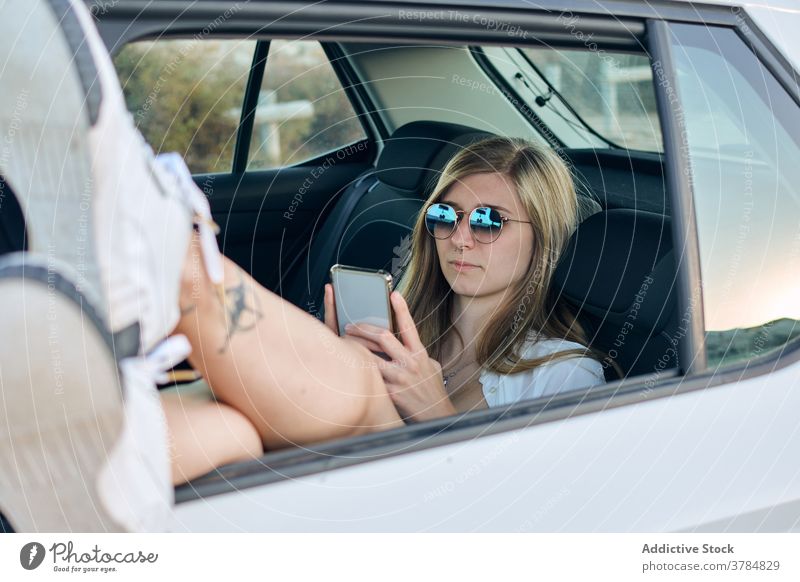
[325,137,604,422]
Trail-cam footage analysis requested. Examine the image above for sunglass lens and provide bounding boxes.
[425,203,458,239]
[470,207,503,243]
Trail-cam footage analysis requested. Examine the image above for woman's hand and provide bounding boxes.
[343,291,457,423]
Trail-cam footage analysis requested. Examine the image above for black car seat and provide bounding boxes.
[281,120,493,314]
[553,209,679,380]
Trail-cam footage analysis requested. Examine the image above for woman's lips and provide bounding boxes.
[449,260,480,272]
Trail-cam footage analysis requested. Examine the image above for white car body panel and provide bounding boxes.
[745,5,800,67]
[671,0,800,68]
[175,361,800,531]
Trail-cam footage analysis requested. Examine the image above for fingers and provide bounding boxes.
[379,362,407,386]
[345,322,410,365]
[323,284,339,335]
[390,292,425,353]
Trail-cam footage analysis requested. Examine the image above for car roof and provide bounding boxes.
[669,0,794,8]
[342,0,786,9]
[354,0,800,77]
[106,0,800,74]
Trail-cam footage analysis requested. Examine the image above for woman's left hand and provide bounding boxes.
[344,292,457,423]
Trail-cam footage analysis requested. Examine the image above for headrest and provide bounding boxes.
[376,121,491,192]
[553,209,676,333]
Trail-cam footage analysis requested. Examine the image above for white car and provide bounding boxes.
[3,0,800,532]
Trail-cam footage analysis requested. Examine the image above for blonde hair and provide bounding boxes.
[397,136,599,375]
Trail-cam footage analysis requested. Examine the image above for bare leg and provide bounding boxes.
[161,393,263,485]
[173,236,404,452]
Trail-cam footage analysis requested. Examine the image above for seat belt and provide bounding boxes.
[293,169,378,317]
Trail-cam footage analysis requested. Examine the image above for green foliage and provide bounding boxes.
[706,318,800,367]
[114,40,252,173]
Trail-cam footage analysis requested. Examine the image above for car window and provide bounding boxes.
[247,40,367,169]
[669,24,800,368]
[113,39,255,174]
[479,46,662,152]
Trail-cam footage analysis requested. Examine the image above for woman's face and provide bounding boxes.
[435,172,534,301]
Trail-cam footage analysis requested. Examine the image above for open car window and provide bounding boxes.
[103,10,796,466]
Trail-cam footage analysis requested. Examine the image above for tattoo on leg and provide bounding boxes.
[218,267,264,353]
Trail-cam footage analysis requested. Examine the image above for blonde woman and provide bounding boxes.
[325,137,605,422]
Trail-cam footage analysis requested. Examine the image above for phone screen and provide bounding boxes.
[330,266,392,337]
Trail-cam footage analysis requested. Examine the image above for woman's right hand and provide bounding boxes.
[341,292,457,423]
[323,283,339,335]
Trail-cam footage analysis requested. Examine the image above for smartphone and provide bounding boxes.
[330,264,393,337]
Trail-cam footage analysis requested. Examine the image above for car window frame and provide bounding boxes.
[179,23,687,501]
[180,11,800,501]
[231,39,269,174]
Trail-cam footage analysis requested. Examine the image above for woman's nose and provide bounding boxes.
[450,214,475,248]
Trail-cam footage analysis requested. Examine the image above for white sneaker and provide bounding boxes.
[0,0,223,531]
[0,254,192,532]
[95,334,192,533]
[0,0,223,353]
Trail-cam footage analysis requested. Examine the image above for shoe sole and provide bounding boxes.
[0,254,125,532]
[0,0,103,308]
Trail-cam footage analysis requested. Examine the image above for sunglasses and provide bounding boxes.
[424,203,531,244]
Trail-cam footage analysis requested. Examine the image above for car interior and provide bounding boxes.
[162,40,679,382]
[0,31,682,513]
[0,37,680,390]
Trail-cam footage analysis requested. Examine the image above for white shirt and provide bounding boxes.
[478,334,605,407]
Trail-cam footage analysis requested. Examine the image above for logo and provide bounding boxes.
[20,542,46,570]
